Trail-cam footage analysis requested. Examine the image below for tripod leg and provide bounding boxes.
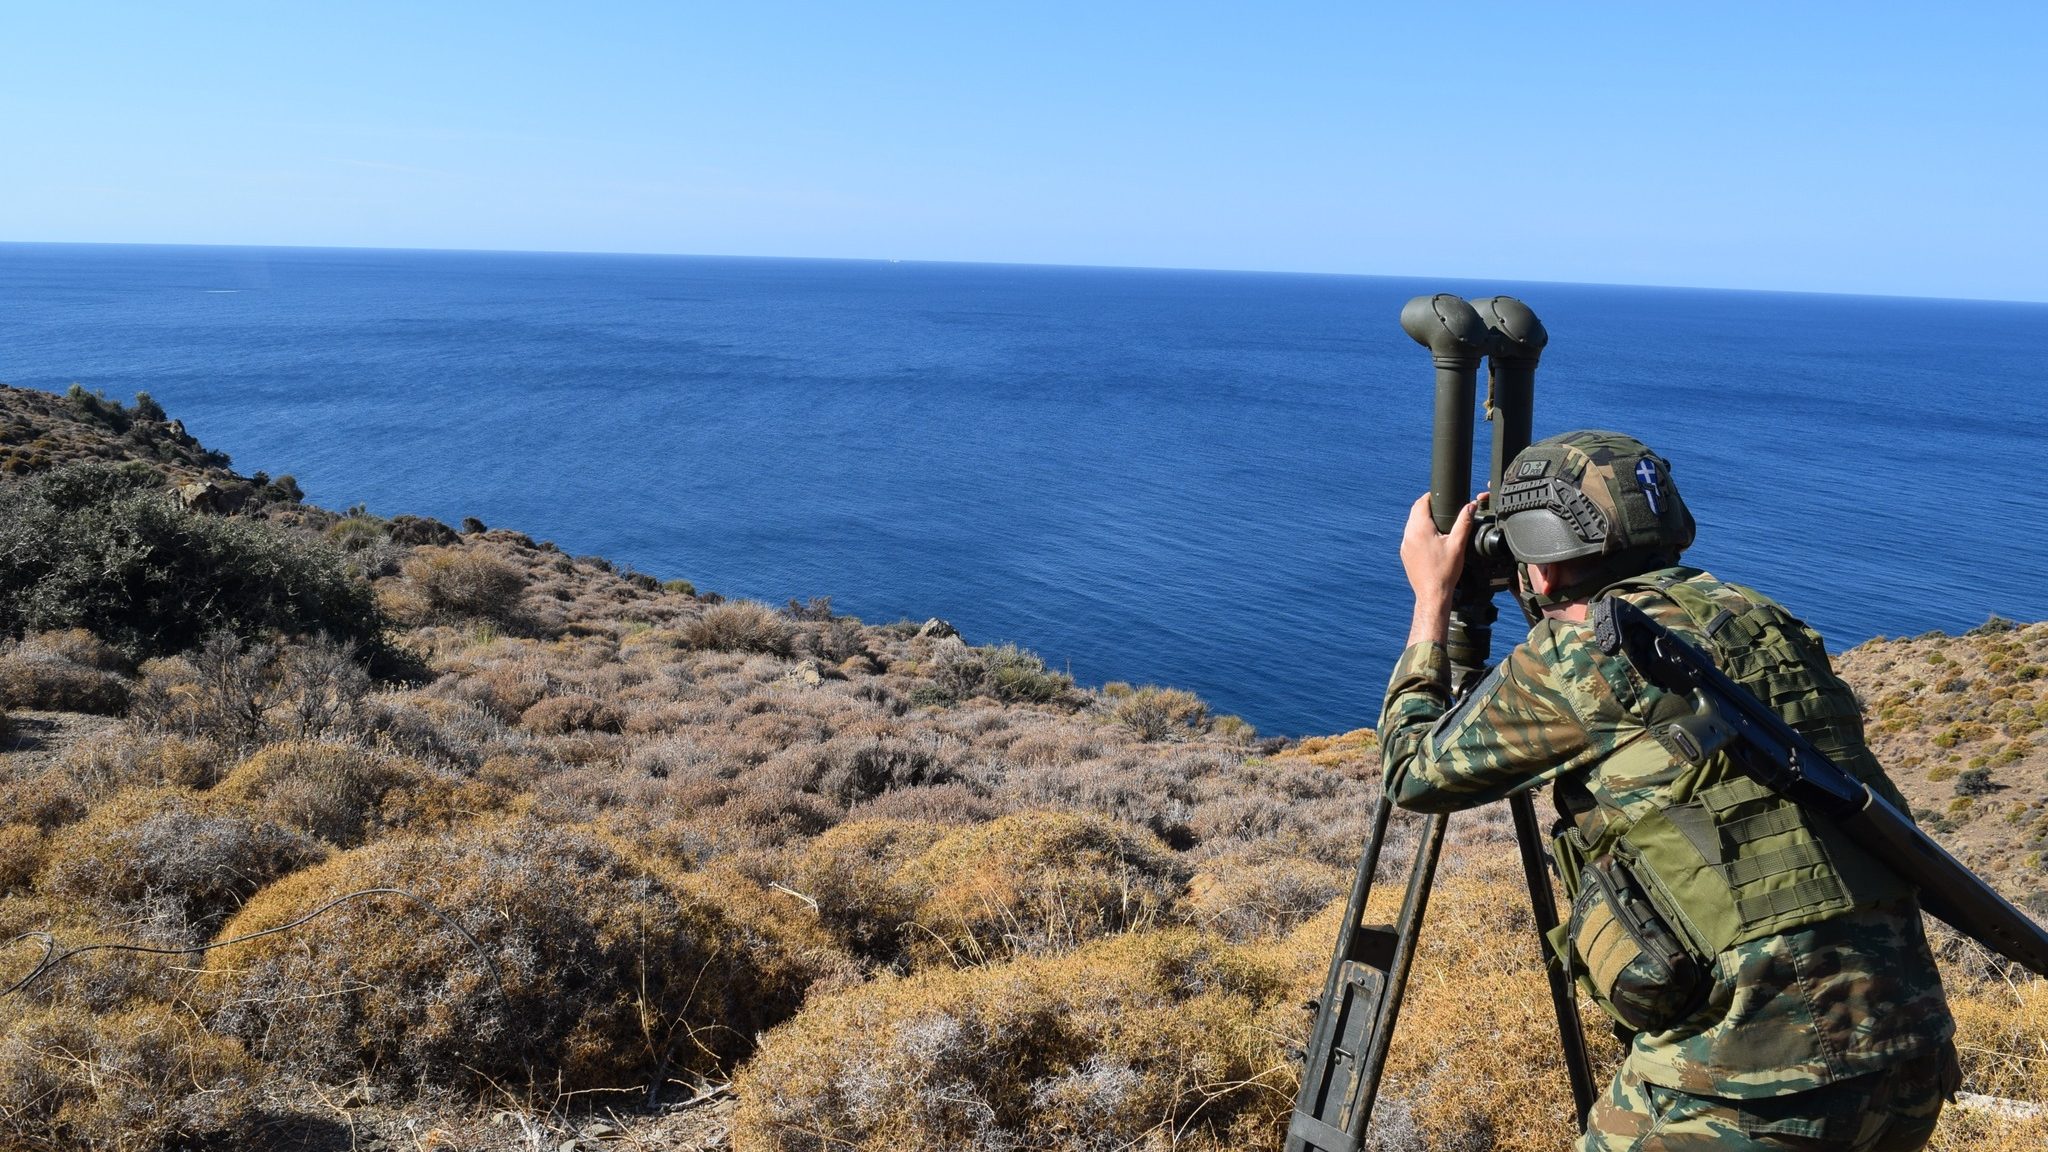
[1286,806,1450,1152]
[1509,790,1597,1128]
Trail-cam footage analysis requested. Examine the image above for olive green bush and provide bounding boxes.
[0,462,380,658]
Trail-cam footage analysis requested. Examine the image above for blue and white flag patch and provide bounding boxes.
[1635,458,1664,514]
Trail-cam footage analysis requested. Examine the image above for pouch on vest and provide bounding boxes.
[1546,829,1711,1033]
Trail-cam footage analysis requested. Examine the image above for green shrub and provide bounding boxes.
[129,390,168,423]
[0,462,382,658]
[63,383,133,431]
[919,641,1073,706]
[324,513,387,552]
[981,643,1074,704]
[1955,767,1998,797]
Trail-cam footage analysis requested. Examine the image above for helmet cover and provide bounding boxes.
[1498,430,1695,566]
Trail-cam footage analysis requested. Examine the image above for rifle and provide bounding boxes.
[1594,595,2048,976]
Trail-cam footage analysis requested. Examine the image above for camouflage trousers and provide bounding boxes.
[1577,1044,1959,1152]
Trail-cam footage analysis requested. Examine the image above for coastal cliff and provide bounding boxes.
[1,383,2041,1152]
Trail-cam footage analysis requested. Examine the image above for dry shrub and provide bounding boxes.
[0,894,195,1015]
[57,728,224,794]
[403,546,526,623]
[0,824,46,894]
[39,788,326,943]
[474,662,551,720]
[850,781,1000,826]
[1929,959,2048,1150]
[217,739,423,846]
[685,600,795,655]
[731,927,1300,1152]
[0,1004,258,1151]
[1107,684,1208,741]
[0,768,85,833]
[793,819,952,965]
[0,629,130,714]
[519,693,623,734]
[712,786,844,849]
[771,729,953,806]
[206,819,843,1093]
[1185,853,1347,942]
[896,810,1187,967]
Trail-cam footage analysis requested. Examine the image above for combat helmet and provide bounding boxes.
[1497,430,1695,603]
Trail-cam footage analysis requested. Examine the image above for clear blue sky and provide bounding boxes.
[5,2,2044,300]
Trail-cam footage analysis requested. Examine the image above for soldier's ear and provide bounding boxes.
[1526,563,1561,596]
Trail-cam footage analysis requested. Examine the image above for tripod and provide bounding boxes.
[1285,295,1596,1152]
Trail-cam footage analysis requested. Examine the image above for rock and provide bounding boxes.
[916,617,958,640]
[175,480,230,513]
[387,514,459,546]
[780,660,825,687]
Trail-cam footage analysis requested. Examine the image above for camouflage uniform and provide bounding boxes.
[1379,572,1957,1151]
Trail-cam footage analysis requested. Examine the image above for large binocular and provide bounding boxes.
[1399,293,1549,688]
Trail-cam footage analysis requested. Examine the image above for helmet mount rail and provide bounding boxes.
[1286,296,1597,1152]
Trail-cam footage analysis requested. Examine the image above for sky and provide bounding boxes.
[3,2,2045,301]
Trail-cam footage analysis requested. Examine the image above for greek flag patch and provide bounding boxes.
[1635,458,1664,514]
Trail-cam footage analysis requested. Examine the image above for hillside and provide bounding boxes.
[0,382,2042,1152]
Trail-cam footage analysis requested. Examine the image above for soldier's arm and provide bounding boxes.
[1379,638,1596,813]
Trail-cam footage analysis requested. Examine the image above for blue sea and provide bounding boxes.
[3,243,2044,736]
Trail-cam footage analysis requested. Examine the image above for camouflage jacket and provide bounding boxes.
[1378,575,1954,1099]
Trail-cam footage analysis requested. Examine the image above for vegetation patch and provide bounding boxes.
[0,462,380,658]
[205,819,848,1094]
[895,810,1186,967]
[731,928,1302,1152]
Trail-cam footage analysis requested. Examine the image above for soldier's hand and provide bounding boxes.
[1399,492,1476,608]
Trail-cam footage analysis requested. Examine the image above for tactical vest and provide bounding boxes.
[1547,568,1912,1028]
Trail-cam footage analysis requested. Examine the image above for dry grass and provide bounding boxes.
[894,810,1187,968]
[0,1003,259,1150]
[204,818,849,1094]
[731,927,1305,1152]
[0,630,131,714]
[401,545,528,624]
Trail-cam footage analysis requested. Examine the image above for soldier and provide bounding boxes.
[1379,430,1959,1151]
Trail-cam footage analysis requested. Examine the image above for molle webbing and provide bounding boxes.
[1605,570,1890,796]
[1575,570,1912,954]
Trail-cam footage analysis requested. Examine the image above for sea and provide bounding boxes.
[3,243,2044,737]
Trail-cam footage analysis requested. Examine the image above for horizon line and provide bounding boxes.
[5,236,2043,309]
